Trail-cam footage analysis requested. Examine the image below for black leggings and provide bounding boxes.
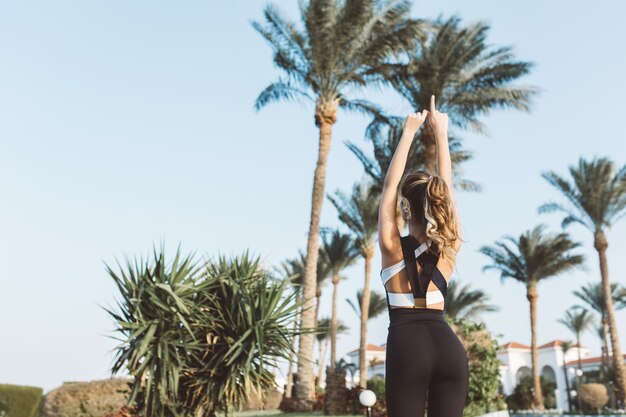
[385,308,469,417]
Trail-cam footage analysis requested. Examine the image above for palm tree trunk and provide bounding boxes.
[576,332,584,412]
[330,274,339,367]
[602,314,612,357]
[563,361,572,412]
[527,284,545,410]
[359,250,373,388]
[421,128,436,174]
[286,291,301,398]
[601,314,610,379]
[316,336,323,389]
[317,337,330,388]
[315,289,321,330]
[294,103,336,402]
[595,231,626,403]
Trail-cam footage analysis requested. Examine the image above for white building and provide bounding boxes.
[347,338,625,409]
[346,343,387,385]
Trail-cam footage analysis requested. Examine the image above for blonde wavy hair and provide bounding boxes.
[399,169,463,260]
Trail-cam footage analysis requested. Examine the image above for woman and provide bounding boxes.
[377,95,468,417]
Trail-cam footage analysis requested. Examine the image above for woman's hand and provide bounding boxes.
[428,95,448,138]
[403,109,428,136]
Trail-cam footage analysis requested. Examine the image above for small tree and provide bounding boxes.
[105,247,304,417]
[453,318,504,413]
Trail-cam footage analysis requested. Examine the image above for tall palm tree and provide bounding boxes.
[315,317,349,388]
[252,1,422,401]
[573,282,626,371]
[315,246,333,331]
[539,156,626,401]
[319,227,359,367]
[558,307,594,412]
[479,224,585,411]
[379,15,538,173]
[276,251,307,398]
[328,179,380,388]
[345,116,479,231]
[560,340,575,412]
[346,289,388,320]
[561,340,574,413]
[444,278,499,322]
[593,322,611,379]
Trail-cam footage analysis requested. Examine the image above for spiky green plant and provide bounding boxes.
[182,251,305,416]
[105,246,203,417]
[105,247,305,417]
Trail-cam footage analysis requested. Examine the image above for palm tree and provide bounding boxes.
[328,179,380,388]
[252,1,422,401]
[573,282,626,373]
[379,15,538,173]
[346,116,479,231]
[346,289,388,320]
[559,307,594,372]
[558,307,595,412]
[593,322,611,380]
[539,156,626,401]
[315,317,349,389]
[444,278,499,322]
[560,340,575,412]
[479,224,585,411]
[315,246,333,331]
[319,227,359,367]
[276,252,306,398]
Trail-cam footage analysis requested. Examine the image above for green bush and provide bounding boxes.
[105,247,303,417]
[366,377,385,404]
[0,384,43,417]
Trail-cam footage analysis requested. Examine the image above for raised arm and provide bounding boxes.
[428,95,462,248]
[378,110,428,255]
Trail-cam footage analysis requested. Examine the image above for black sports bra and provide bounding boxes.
[380,234,448,310]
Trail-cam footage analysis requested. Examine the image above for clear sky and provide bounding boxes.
[1,0,625,393]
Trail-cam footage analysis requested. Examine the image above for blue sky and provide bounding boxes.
[1,0,625,392]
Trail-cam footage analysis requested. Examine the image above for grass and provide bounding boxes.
[231,411,363,417]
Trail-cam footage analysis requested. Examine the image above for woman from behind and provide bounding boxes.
[377,95,468,417]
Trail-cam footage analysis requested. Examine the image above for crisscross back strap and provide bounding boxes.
[401,235,448,301]
[400,235,428,299]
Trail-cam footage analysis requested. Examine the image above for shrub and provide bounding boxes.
[366,377,385,405]
[0,384,43,417]
[579,383,608,413]
[453,317,504,413]
[41,378,131,417]
[105,247,303,417]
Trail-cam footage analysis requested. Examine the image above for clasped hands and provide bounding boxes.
[403,94,448,138]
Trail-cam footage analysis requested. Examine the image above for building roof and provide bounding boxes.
[500,342,530,350]
[499,339,583,351]
[565,353,626,366]
[347,344,385,354]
